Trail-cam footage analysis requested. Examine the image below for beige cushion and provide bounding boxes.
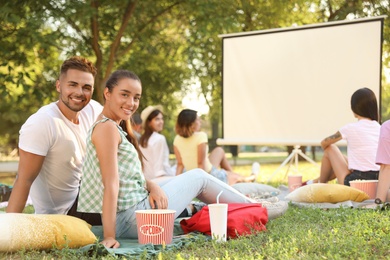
[285,183,369,203]
[0,213,97,252]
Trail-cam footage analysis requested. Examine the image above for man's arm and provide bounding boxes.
[6,149,44,213]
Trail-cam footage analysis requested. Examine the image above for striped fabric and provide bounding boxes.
[339,119,380,172]
[78,118,148,213]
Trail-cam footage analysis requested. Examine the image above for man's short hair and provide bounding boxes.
[60,56,97,77]
[132,113,142,126]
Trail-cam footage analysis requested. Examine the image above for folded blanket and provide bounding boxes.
[80,219,205,258]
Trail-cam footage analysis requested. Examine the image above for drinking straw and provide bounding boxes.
[216,190,223,204]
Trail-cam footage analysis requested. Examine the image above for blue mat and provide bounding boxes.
[78,219,207,258]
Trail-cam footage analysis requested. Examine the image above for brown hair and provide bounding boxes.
[105,70,144,163]
[351,87,379,122]
[60,56,97,77]
[140,109,163,148]
[175,109,197,138]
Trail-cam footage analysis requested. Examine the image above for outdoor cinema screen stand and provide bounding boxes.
[267,145,319,183]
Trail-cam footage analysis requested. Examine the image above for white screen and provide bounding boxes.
[218,17,383,146]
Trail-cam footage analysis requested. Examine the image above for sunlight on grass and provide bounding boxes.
[234,161,321,186]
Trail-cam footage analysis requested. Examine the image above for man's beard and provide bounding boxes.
[60,94,87,112]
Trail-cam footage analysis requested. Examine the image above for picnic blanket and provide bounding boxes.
[78,219,205,258]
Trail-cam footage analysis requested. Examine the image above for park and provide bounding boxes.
[1,1,390,259]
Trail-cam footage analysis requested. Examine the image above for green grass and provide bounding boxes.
[6,155,386,259]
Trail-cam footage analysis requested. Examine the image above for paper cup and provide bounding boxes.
[350,180,378,199]
[288,175,302,192]
[135,209,176,245]
[208,203,228,242]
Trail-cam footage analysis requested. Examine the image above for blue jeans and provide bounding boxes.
[115,168,252,238]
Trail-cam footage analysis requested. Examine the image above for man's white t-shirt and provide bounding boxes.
[18,100,102,214]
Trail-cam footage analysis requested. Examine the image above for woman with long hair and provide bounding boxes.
[139,105,175,183]
[304,87,380,186]
[77,70,255,248]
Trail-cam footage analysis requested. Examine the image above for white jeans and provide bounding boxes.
[115,168,253,238]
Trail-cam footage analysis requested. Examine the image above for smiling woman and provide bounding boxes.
[76,69,256,249]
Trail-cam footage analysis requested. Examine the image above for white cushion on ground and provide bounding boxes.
[260,200,289,220]
[232,183,280,196]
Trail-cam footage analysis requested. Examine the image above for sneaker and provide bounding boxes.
[0,184,12,202]
[252,162,260,177]
[302,180,314,186]
[191,201,207,215]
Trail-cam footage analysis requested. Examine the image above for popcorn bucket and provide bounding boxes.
[135,209,176,245]
[349,180,378,199]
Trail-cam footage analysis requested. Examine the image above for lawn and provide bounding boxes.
[3,152,389,259]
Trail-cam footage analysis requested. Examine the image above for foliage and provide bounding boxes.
[0,1,389,151]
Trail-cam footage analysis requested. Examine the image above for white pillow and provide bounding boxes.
[0,213,97,252]
[260,200,289,220]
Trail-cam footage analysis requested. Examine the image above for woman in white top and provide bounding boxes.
[305,88,380,186]
[139,105,175,184]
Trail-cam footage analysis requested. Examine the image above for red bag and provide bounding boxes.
[180,203,268,239]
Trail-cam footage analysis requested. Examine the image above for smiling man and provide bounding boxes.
[6,56,103,225]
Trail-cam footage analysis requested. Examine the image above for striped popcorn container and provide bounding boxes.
[350,180,378,199]
[135,209,176,245]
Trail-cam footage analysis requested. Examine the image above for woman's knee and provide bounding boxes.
[184,168,209,178]
[323,144,340,157]
[211,146,225,156]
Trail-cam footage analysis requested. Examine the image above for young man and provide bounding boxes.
[131,113,142,141]
[6,56,103,225]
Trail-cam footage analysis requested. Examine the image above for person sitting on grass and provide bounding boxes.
[77,69,255,248]
[6,56,102,225]
[130,113,142,141]
[173,109,257,185]
[139,105,176,184]
[373,120,390,205]
[303,87,380,186]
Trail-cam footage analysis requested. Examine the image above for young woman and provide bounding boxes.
[77,70,254,248]
[373,120,390,204]
[304,87,380,186]
[173,109,256,185]
[139,105,175,183]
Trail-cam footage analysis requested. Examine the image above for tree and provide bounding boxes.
[0,0,389,153]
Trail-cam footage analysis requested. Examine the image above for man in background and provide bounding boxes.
[131,113,143,141]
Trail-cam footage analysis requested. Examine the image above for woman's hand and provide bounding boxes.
[147,180,168,209]
[101,237,120,248]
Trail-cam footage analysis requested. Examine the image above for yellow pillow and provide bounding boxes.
[285,183,369,203]
[0,213,97,252]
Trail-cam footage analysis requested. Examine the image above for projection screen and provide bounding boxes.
[217,17,384,146]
